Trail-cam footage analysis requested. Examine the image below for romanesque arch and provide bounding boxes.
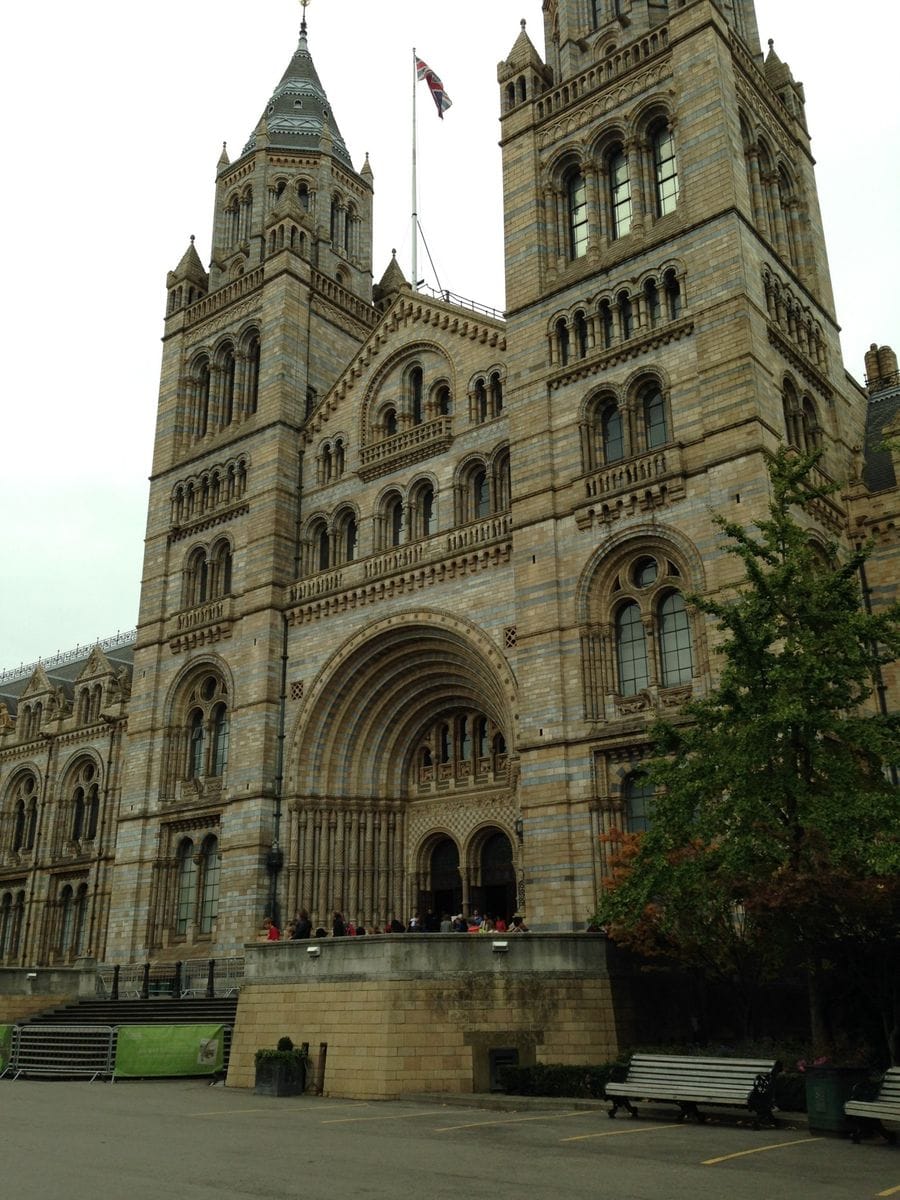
[282,611,520,927]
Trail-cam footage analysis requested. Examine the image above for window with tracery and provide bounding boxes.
[607,553,695,697]
[8,774,38,855]
[179,674,230,783]
[413,710,509,788]
[69,760,100,844]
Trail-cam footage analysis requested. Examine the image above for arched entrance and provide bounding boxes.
[471,829,517,924]
[428,837,462,919]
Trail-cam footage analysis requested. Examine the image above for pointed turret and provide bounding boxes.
[165,236,208,316]
[499,19,551,113]
[242,28,352,168]
[373,251,409,308]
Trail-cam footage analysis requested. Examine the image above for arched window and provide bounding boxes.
[601,402,624,463]
[410,482,436,540]
[472,467,490,520]
[494,449,512,513]
[436,385,452,417]
[644,279,661,327]
[9,774,38,854]
[380,493,404,547]
[609,146,632,238]
[409,366,424,425]
[623,772,654,833]
[615,601,649,695]
[598,299,614,348]
[209,540,233,598]
[317,524,330,571]
[72,789,85,841]
[489,372,503,415]
[574,311,589,358]
[177,676,229,787]
[567,169,588,259]
[617,291,634,340]
[642,385,668,449]
[335,510,358,563]
[246,335,261,414]
[556,318,570,366]
[185,547,209,608]
[651,122,679,216]
[188,709,205,778]
[383,406,398,438]
[659,591,694,686]
[474,378,488,422]
[210,704,229,776]
[664,269,682,319]
[194,357,211,439]
[221,345,236,427]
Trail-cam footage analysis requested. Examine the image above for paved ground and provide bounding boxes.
[1,1081,896,1199]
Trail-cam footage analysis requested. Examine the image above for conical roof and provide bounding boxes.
[242,29,352,166]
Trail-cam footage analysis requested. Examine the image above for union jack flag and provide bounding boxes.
[416,57,452,119]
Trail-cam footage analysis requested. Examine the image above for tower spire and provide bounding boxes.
[300,0,311,37]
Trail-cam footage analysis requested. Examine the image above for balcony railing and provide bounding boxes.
[585,445,684,502]
[358,418,453,480]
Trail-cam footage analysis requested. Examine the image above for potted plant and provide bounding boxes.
[254,1037,309,1097]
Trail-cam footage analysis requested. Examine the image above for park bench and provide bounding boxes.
[605,1053,782,1128]
[845,1067,900,1144]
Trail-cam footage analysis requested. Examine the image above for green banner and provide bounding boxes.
[0,1025,12,1072]
[114,1024,225,1078]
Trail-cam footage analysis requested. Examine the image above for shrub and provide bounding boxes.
[498,1061,625,1099]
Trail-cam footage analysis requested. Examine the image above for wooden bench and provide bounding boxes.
[605,1053,782,1128]
[845,1068,900,1144]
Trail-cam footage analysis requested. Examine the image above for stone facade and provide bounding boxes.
[227,936,626,1097]
[0,1,897,971]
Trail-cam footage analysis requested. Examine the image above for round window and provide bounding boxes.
[633,556,658,588]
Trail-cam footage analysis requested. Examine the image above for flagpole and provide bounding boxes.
[411,47,418,293]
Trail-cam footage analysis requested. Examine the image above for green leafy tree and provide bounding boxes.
[598,448,900,1057]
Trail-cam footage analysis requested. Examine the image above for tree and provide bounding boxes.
[597,448,900,1057]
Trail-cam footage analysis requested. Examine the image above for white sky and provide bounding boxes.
[1,1,898,674]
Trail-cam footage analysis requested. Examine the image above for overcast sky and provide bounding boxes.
[2,1,898,674]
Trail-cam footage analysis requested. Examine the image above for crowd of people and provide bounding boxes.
[260,908,530,940]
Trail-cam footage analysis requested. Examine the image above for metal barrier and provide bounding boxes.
[1,1025,116,1081]
[96,957,245,1000]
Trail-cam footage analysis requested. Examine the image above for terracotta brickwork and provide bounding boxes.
[0,2,897,973]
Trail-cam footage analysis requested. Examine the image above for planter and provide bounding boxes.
[254,1056,307,1097]
[805,1067,871,1135]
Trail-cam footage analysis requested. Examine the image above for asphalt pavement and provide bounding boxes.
[0,1080,895,1199]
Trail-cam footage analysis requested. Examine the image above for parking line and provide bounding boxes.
[876,1185,900,1197]
[703,1136,822,1165]
[436,1110,594,1132]
[563,1123,681,1143]
[189,1108,271,1118]
[322,1109,448,1125]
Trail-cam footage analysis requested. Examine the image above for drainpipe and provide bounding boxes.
[266,614,290,926]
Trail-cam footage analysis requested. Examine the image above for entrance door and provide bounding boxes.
[430,837,462,919]
[481,831,516,923]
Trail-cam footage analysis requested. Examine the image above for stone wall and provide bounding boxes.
[227,934,628,1098]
